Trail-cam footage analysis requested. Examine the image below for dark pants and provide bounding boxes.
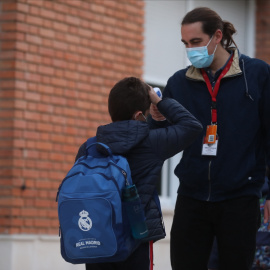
[171,195,260,270]
[208,237,219,269]
[85,241,153,270]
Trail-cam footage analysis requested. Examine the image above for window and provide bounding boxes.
[160,152,182,207]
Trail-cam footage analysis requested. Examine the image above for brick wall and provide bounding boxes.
[256,0,270,64]
[0,0,144,234]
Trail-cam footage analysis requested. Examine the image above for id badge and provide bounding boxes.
[205,125,217,144]
[202,125,218,156]
[202,136,218,156]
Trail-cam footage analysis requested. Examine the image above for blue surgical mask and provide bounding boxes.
[186,36,217,68]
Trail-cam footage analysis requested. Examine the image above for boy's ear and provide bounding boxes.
[132,111,142,121]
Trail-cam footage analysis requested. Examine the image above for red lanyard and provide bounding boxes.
[201,53,234,124]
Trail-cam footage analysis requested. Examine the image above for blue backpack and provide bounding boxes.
[56,137,140,264]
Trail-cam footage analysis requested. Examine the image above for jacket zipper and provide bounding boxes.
[207,160,212,201]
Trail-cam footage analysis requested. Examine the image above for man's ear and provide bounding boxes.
[132,111,142,121]
[214,29,223,44]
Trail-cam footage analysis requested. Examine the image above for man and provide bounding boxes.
[149,7,270,270]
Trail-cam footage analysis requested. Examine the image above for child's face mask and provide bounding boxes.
[141,113,147,122]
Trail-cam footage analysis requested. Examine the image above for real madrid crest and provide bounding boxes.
[78,210,92,231]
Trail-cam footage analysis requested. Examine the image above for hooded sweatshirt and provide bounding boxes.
[76,98,202,242]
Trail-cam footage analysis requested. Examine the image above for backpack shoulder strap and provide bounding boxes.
[86,136,97,148]
[75,137,98,162]
[85,136,101,157]
[86,137,115,161]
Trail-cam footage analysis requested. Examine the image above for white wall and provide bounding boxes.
[0,235,84,270]
[143,1,186,86]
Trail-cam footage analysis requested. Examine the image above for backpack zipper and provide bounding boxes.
[56,171,84,202]
[76,161,130,185]
[75,161,129,183]
[56,162,129,202]
[109,162,130,186]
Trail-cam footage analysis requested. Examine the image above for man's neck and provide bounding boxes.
[209,47,231,75]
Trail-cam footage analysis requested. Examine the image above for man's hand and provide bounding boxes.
[264,200,270,229]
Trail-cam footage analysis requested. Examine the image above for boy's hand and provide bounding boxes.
[148,86,161,105]
[148,86,166,121]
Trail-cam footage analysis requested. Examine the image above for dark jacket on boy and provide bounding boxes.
[76,98,202,242]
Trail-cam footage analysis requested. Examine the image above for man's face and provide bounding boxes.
[181,22,216,55]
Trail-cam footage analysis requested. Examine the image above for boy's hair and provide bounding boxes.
[182,7,237,49]
[108,77,151,122]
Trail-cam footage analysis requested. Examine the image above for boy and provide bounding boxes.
[75,77,202,270]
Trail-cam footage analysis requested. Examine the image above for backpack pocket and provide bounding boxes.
[59,197,117,261]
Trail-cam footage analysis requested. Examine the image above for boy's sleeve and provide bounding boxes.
[147,115,169,129]
[148,98,203,161]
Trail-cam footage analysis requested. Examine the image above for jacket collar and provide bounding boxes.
[185,47,242,81]
[96,120,149,155]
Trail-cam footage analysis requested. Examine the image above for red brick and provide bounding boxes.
[8,227,21,234]
[21,228,39,234]
[26,14,43,26]
[37,65,54,75]
[29,5,40,16]
[1,21,17,31]
[39,27,55,39]
[2,2,17,12]
[28,25,39,35]
[17,3,29,13]
[21,208,38,217]
[21,189,38,198]
[24,219,34,227]
[65,14,81,26]
[15,80,27,90]
[39,8,56,20]
[25,33,42,45]
[0,70,16,79]
[0,12,17,21]
[0,80,15,89]
[35,199,51,209]
[25,52,42,63]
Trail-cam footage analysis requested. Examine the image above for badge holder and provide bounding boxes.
[202,124,218,156]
